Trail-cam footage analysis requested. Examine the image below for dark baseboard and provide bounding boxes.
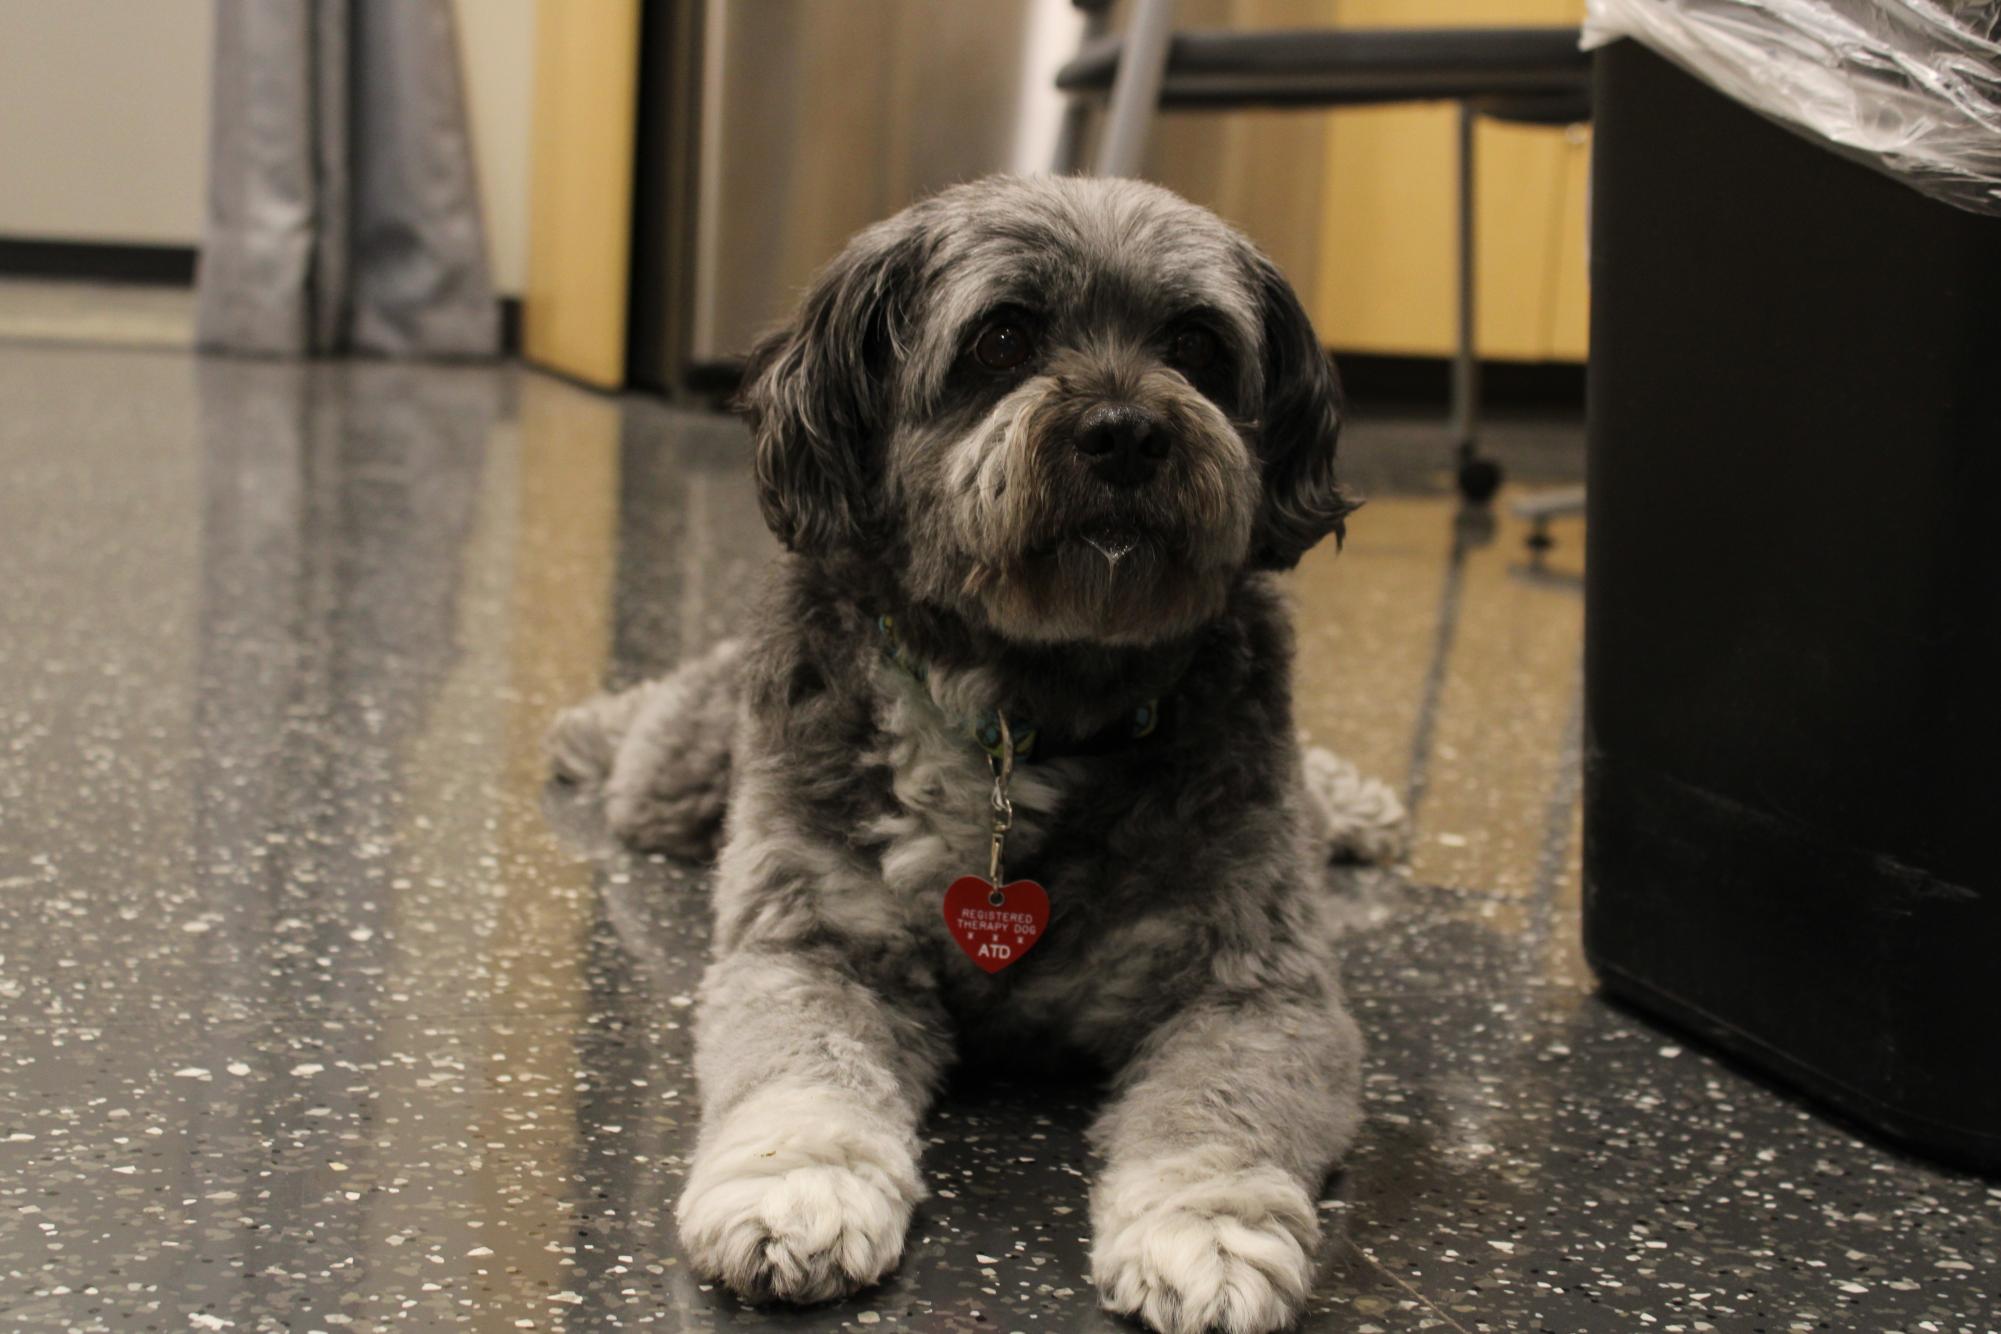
[1,239,526,356]
[499,297,522,356]
[682,358,747,405]
[1336,352,1584,410]
[0,237,198,286]
[0,242,1579,406]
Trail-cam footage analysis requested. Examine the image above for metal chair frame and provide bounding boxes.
[1061,0,1590,501]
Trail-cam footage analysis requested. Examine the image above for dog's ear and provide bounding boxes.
[735,218,929,557]
[1246,252,1357,570]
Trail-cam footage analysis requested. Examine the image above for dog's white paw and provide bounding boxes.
[677,1088,922,1304]
[1302,744,1409,866]
[1092,1159,1318,1334]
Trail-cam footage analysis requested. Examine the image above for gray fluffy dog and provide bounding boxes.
[550,175,1407,1334]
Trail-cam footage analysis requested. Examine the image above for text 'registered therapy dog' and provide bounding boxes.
[549,174,1408,1334]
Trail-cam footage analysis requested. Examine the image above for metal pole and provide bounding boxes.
[1052,1,1114,174]
[1450,101,1480,453]
[1093,0,1177,178]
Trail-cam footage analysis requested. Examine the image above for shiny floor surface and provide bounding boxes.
[2,347,1994,1333]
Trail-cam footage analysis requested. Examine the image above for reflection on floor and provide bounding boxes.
[0,346,1993,1333]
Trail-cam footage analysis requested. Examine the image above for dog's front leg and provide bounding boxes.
[1089,980,1364,1334]
[675,942,947,1305]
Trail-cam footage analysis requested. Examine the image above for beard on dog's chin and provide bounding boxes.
[960,522,1243,648]
[1079,526,1143,565]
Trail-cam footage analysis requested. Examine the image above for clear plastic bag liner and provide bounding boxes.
[1583,0,2001,216]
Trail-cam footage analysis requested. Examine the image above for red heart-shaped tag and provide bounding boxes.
[942,875,1049,974]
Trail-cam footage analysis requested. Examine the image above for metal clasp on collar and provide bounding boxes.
[986,713,1016,900]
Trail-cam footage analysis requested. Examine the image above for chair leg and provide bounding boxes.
[1452,102,1502,503]
[1093,0,1177,178]
[1052,3,1114,175]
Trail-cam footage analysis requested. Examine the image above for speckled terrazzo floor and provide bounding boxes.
[1,345,1994,1333]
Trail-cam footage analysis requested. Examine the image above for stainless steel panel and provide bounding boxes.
[689,0,1084,361]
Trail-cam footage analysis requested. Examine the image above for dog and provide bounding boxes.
[549,174,1407,1334]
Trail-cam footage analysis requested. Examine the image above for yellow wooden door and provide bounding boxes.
[522,0,642,389]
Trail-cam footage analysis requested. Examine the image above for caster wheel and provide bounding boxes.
[1457,456,1503,503]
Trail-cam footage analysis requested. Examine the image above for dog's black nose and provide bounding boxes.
[1075,404,1168,486]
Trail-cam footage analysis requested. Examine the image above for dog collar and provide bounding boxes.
[874,614,1168,763]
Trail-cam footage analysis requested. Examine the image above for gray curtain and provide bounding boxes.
[196,0,499,358]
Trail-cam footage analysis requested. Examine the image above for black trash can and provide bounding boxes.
[1583,41,2001,1172]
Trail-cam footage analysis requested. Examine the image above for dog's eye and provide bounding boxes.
[1170,327,1220,372]
[973,322,1034,372]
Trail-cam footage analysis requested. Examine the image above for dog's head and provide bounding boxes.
[739,174,1352,645]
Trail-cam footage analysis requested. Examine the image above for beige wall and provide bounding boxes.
[0,0,533,296]
[454,0,536,295]
[0,0,215,244]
